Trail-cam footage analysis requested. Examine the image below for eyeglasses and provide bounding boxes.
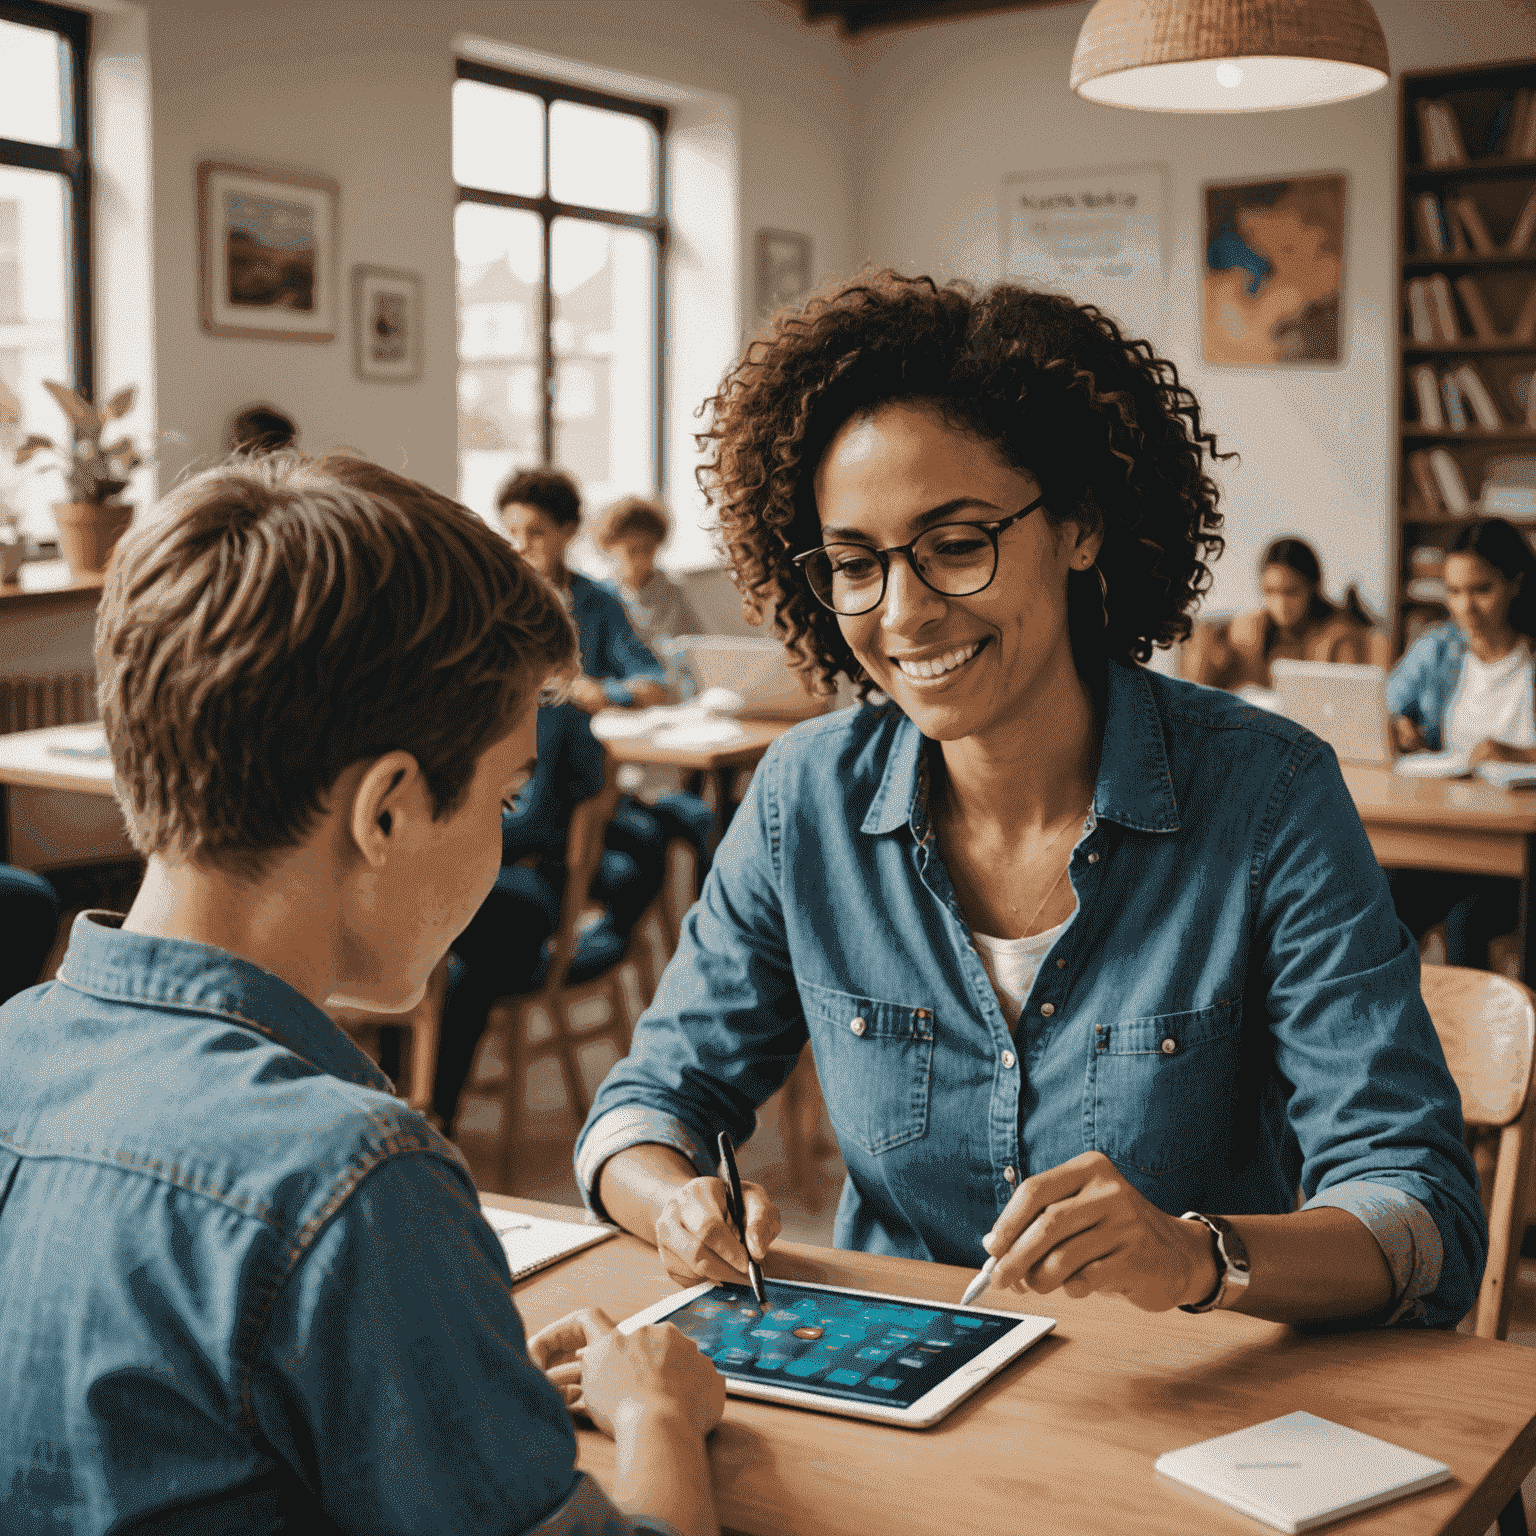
[791,495,1046,617]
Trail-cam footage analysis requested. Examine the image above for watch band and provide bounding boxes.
[1177,1211,1251,1314]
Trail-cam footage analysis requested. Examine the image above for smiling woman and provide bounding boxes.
[573,269,1485,1345]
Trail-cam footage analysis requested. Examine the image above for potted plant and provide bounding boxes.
[15,380,141,575]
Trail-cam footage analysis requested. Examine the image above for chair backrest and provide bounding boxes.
[1419,963,1536,1339]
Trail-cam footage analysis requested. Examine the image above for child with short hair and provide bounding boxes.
[0,452,724,1536]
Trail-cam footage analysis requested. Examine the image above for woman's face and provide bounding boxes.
[1445,551,1521,641]
[1260,563,1313,631]
[812,401,1100,744]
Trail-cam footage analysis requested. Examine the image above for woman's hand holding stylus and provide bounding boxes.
[655,1175,781,1289]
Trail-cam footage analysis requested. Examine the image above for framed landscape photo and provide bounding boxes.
[352,265,423,382]
[198,161,338,342]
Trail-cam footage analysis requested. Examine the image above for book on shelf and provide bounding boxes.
[1427,273,1460,341]
[1486,90,1519,156]
[1407,449,1444,513]
[1505,88,1534,160]
[1406,278,1436,343]
[1440,371,1468,430]
[1428,447,1473,514]
[1517,86,1536,159]
[1514,278,1536,345]
[1510,186,1536,255]
[1448,195,1495,254]
[1454,363,1503,428]
[1416,98,1468,166]
[1411,193,1447,255]
[1454,274,1500,341]
[1412,364,1444,428]
[1511,371,1536,428]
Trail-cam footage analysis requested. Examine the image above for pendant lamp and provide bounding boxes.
[1070,0,1389,113]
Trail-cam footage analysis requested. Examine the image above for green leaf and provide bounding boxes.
[43,380,100,434]
[103,386,136,421]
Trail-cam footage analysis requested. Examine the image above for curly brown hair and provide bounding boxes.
[697,269,1230,697]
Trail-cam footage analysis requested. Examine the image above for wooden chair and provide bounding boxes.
[1419,964,1536,1536]
[328,954,450,1121]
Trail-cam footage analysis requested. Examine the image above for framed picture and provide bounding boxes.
[755,229,813,319]
[1202,174,1345,366]
[198,161,338,342]
[352,265,423,382]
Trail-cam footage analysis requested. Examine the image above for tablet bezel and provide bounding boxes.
[618,1276,1055,1428]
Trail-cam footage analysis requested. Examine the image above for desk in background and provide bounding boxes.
[1344,764,1536,980]
[0,722,129,871]
[488,1193,1536,1536]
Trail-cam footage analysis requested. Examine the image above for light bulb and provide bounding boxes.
[1216,61,1245,89]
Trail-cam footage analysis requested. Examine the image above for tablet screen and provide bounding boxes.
[666,1279,1018,1409]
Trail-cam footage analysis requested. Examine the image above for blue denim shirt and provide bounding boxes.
[1386,621,1474,751]
[569,572,666,707]
[577,663,1486,1329]
[0,914,667,1536]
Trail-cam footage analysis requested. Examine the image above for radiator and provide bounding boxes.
[0,670,97,734]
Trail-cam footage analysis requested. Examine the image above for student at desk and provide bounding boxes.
[1388,516,1536,969]
[576,271,1485,1337]
[0,454,725,1536]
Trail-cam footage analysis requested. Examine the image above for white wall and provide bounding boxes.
[846,0,1536,621]
[135,0,855,573]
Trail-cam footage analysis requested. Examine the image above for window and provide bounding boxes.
[453,61,666,523]
[0,0,91,537]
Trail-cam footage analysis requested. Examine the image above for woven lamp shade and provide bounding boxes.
[1071,0,1390,113]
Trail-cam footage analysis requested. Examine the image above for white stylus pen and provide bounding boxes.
[960,1253,998,1306]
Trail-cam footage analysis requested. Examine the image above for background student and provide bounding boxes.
[0,862,58,1005]
[1388,515,1536,968]
[1187,536,1374,692]
[0,451,725,1536]
[595,494,706,701]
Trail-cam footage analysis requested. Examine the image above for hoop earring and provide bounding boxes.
[1093,563,1109,631]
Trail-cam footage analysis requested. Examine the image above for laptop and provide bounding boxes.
[680,635,830,721]
[1269,660,1395,766]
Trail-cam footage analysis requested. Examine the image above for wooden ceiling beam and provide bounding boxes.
[799,0,1081,37]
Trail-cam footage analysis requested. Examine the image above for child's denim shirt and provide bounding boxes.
[578,662,1486,1330]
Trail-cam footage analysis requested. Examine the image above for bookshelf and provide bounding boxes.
[1397,59,1536,652]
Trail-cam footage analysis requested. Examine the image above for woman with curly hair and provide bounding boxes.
[575,272,1483,1331]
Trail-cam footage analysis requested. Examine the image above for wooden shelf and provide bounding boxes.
[0,572,105,615]
[1403,252,1536,269]
[1403,339,1536,354]
[1403,512,1536,526]
[1407,155,1536,186]
[1402,426,1536,441]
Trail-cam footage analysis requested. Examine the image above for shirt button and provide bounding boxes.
[1161,1037,1177,1054]
[1055,958,1066,969]
[1003,1166,1017,1184]
[1040,1002,1055,1017]
[1001,1050,1016,1069]
[850,1017,867,1036]
[1087,852,1099,864]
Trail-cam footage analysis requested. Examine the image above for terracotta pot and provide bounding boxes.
[53,500,133,576]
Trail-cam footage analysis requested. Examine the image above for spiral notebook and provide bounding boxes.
[480,1205,618,1282]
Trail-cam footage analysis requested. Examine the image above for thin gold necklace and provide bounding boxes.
[1016,803,1091,936]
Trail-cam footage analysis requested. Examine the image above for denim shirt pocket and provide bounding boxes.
[1090,1000,1242,1176]
[799,980,935,1155]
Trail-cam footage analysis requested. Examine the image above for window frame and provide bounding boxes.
[0,0,92,400]
[454,59,668,493]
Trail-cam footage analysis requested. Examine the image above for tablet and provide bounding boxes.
[619,1276,1054,1428]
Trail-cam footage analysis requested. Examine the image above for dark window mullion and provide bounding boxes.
[540,98,553,466]
[455,185,662,237]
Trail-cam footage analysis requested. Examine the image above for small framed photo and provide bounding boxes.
[197,161,338,342]
[755,228,813,319]
[352,265,423,382]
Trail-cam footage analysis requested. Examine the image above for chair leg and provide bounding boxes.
[1499,1488,1529,1536]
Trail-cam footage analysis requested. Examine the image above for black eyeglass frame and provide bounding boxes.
[791,493,1048,617]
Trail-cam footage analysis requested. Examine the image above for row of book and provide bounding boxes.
[1416,89,1536,166]
[1406,448,1475,515]
[1406,272,1536,344]
[1409,361,1531,431]
[1410,187,1536,255]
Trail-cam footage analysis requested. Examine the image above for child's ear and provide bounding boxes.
[349,751,419,865]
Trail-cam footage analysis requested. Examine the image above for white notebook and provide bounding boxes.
[480,1206,618,1283]
[1155,1412,1451,1533]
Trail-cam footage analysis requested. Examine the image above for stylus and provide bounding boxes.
[960,1255,998,1306]
[717,1130,769,1309]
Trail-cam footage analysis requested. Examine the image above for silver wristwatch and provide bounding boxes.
[1177,1211,1251,1313]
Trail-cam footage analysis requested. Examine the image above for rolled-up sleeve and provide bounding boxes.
[249,1151,656,1535]
[1255,738,1487,1328]
[575,740,809,1214]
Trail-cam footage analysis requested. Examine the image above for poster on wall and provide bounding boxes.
[1002,164,1167,342]
[352,265,423,382]
[1202,174,1345,366]
[198,161,338,343]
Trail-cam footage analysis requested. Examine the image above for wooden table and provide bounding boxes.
[487,1194,1536,1536]
[0,721,129,869]
[1344,764,1536,978]
[599,716,799,853]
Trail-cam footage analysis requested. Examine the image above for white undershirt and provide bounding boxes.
[1445,640,1536,754]
[971,918,1069,1030]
